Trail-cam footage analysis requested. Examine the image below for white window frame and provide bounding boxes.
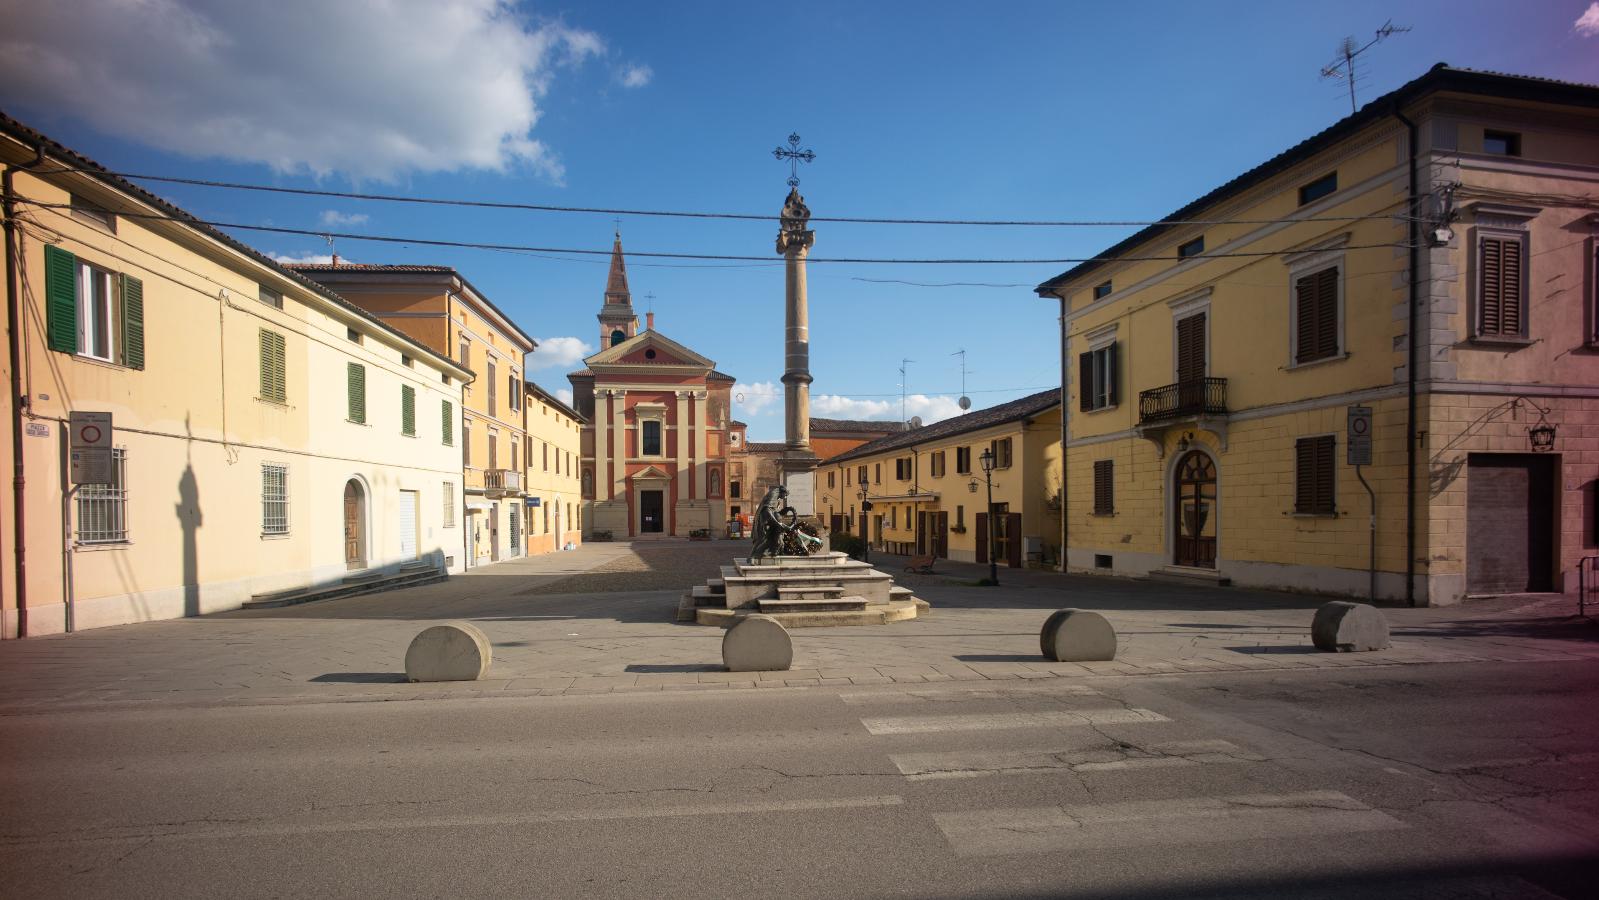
[1469,204,1539,343]
[76,447,128,544]
[77,261,117,363]
[261,463,290,536]
[443,481,456,528]
[1284,236,1349,369]
[1167,287,1212,382]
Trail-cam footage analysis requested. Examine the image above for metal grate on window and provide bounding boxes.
[262,463,289,535]
[77,448,128,543]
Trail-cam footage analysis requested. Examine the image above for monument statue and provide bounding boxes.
[751,484,821,561]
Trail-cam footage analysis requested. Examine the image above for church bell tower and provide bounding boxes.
[598,232,639,348]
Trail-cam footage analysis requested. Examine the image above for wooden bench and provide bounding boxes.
[904,555,937,574]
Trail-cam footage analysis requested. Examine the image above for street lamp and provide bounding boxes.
[979,447,998,586]
[857,486,872,564]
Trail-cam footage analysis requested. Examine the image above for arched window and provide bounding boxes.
[610,329,626,347]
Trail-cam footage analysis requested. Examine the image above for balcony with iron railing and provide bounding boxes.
[1138,377,1228,425]
[483,468,523,497]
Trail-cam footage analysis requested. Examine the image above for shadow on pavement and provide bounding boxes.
[309,672,407,683]
[624,663,721,673]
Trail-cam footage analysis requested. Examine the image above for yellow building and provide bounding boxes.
[1035,65,1599,605]
[523,380,584,554]
[292,264,536,568]
[1,114,471,636]
[816,390,1062,566]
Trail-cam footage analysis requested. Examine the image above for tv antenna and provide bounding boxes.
[953,349,972,410]
[1320,19,1410,114]
[899,358,915,425]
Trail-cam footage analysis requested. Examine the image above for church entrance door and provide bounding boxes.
[640,490,664,533]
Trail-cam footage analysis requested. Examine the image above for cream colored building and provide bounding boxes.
[1035,65,1599,605]
[816,390,1062,566]
[0,113,471,636]
[291,264,535,568]
[523,380,584,554]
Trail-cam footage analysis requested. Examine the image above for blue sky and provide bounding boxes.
[4,1,1596,439]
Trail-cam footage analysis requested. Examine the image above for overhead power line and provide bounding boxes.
[32,163,1416,229]
[8,197,1413,266]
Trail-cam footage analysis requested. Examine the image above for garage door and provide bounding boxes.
[398,489,418,560]
[1466,454,1555,594]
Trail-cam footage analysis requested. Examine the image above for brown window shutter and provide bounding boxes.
[1295,439,1314,513]
[1315,436,1335,513]
[1296,267,1338,363]
[1105,342,1118,406]
[975,513,988,564]
[1295,275,1317,363]
[1480,236,1504,335]
[1295,436,1335,514]
[1501,238,1522,335]
[1177,313,1205,383]
[1093,459,1113,515]
[1078,352,1094,411]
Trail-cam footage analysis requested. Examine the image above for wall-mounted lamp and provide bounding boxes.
[1529,420,1557,452]
[1176,432,1193,453]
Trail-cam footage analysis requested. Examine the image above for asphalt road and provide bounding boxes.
[2,660,1596,899]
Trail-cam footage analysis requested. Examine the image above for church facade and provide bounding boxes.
[569,237,734,538]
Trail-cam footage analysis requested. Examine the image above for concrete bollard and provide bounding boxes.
[405,622,493,682]
[1039,609,1118,662]
[1312,601,1390,652]
[722,613,793,672]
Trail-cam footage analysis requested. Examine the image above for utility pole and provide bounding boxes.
[899,358,915,425]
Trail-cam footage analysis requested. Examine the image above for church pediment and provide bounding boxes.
[631,465,672,481]
[585,330,715,370]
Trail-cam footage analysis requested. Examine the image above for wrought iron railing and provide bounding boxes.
[1581,556,1597,618]
[1139,378,1228,424]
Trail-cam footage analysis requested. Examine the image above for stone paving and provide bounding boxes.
[0,539,1595,713]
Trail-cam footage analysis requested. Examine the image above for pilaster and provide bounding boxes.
[675,390,690,500]
[692,390,708,499]
[610,389,627,498]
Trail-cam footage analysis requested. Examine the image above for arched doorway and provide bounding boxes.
[343,479,367,570]
[1172,450,1217,569]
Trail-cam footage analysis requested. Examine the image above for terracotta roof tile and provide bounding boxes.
[823,389,1060,465]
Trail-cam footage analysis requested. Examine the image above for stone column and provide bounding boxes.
[776,188,815,456]
[692,391,708,500]
[610,389,627,499]
[594,397,609,500]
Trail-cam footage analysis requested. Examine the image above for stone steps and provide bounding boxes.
[775,584,846,601]
[243,562,445,609]
[759,595,868,614]
[1145,565,1232,588]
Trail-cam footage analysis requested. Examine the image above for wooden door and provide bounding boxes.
[1173,450,1217,568]
[640,490,664,533]
[343,480,364,570]
[975,513,989,564]
[1006,512,1023,568]
[1467,455,1555,593]
[830,514,843,535]
[916,512,929,556]
[934,512,948,558]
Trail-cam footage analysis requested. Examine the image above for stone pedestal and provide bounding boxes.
[680,551,928,627]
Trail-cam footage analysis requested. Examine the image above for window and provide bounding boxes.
[1297,172,1337,206]
[610,329,626,346]
[70,193,116,231]
[463,420,472,466]
[1093,460,1114,515]
[956,446,971,475]
[890,506,897,529]
[1078,343,1118,411]
[642,420,663,455]
[487,360,497,417]
[459,339,470,367]
[990,437,1013,469]
[930,451,945,478]
[76,448,128,544]
[1483,130,1521,157]
[511,438,518,473]
[556,446,562,474]
[1475,232,1527,339]
[347,326,361,344]
[1293,266,1341,364]
[259,286,283,309]
[827,472,835,489]
[1178,236,1205,259]
[874,463,881,484]
[347,363,366,423]
[400,384,416,436]
[1295,435,1336,515]
[731,480,741,498]
[441,400,453,445]
[261,464,289,535]
[44,247,145,369]
[443,481,455,528]
[508,374,519,411]
[401,354,414,369]
[858,465,868,486]
[955,505,965,530]
[259,328,287,403]
[895,458,912,480]
[542,442,549,471]
[1093,280,1113,300]
[489,431,498,469]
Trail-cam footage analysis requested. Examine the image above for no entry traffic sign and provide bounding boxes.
[70,411,113,485]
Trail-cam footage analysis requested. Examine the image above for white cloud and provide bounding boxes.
[529,336,594,369]
[554,387,574,405]
[811,393,965,424]
[269,252,335,265]
[0,1,605,181]
[734,381,782,415]
[319,210,369,227]
[616,63,653,88]
[1577,2,1599,36]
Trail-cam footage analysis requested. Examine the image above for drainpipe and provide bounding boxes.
[5,159,33,637]
[1394,106,1419,608]
[1058,299,1068,572]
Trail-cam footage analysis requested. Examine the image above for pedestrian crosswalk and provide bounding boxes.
[838,681,1411,859]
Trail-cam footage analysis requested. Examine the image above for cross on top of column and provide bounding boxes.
[772,132,815,188]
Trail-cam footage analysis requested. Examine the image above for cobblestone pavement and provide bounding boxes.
[1,540,1595,713]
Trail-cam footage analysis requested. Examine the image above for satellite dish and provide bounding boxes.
[958,395,971,410]
[735,392,745,404]
[909,416,923,428]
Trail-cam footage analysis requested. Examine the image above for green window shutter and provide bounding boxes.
[347,362,366,423]
[44,244,78,353]
[259,329,286,402]
[121,275,145,370]
[441,400,453,445]
[401,385,416,435]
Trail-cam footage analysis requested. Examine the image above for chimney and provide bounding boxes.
[646,311,655,331]
[331,253,339,268]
